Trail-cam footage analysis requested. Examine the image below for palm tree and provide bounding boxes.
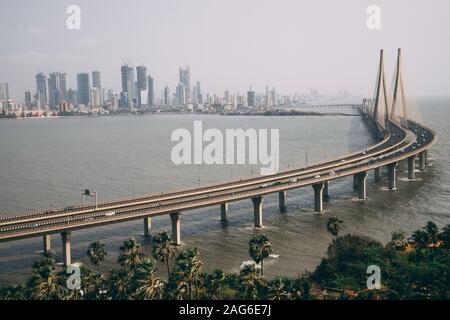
[267,277,290,300]
[206,269,225,300]
[424,221,439,245]
[326,216,343,237]
[152,231,177,279]
[27,257,60,300]
[410,229,430,249]
[438,224,450,249]
[108,269,133,300]
[248,234,272,276]
[133,258,164,300]
[172,248,203,300]
[87,241,107,274]
[239,264,264,300]
[118,238,144,271]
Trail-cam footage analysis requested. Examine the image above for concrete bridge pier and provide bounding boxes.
[323,181,330,201]
[419,152,426,171]
[355,172,368,199]
[220,203,228,221]
[312,183,324,213]
[43,234,51,255]
[252,196,263,228]
[278,191,287,212]
[61,231,71,267]
[143,217,152,237]
[388,162,398,190]
[170,212,181,245]
[374,167,381,181]
[425,150,429,165]
[408,155,416,179]
[353,175,359,190]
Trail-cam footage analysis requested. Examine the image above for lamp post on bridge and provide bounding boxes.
[81,189,98,209]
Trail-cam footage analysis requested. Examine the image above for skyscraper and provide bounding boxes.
[35,73,47,106]
[247,88,255,108]
[77,73,90,106]
[121,64,136,107]
[196,81,203,104]
[48,72,67,109]
[164,85,170,106]
[136,66,148,107]
[92,71,101,90]
[147,75,154,107]
[176,83,185,105]
[179,67,191,102]
[24,91,32,108]
[0,82,9,101]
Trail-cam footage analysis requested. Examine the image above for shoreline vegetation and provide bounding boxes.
[1,219,449,300]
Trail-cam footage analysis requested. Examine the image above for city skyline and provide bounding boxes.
[1,0,450,100]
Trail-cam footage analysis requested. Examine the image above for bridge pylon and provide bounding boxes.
[372,49,390,130]
[390,48,408,125]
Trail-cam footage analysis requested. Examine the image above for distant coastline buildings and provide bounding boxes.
[0,61,354,118]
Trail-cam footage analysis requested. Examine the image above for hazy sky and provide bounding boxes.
[1,0,450,100]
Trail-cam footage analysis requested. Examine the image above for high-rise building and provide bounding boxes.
[136,66,148,91]
[67,89,77,106]
[176,83,185,105]
[77,73,90,106]
[136,66,148,107]
[35,73,47,106]
[179,67,191,102]
[247,88,255,108]
[195,81,202,104]
[121,64,136,107]
[164,85,170,106]
[24,91,32,108]
[0,82,9,101]
[48,72,67,109]
[89,87,101,107]
[147,75,154,107]
[92,71,101,90]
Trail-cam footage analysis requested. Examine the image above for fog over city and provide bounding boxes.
[1,0,450,100]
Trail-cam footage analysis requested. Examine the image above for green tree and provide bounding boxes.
[86,241,107,274]
[266,277,290,300]
[248,234,272,276]
[239,264,264,300]
[172,248,203,300]
[326,216,343,237]
[26,257,62,300]
[152,231,177,279]
[438,224,450,249]
[205,269,225,300]
[118,238,144,271]
[133,258,164,300]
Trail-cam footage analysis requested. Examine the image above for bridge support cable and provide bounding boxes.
[251,196,263,228]
[408,155,416,179]
[323,181,330,202]
[143,217,152,237]
[388,162,398,190]
[355,172,368,200]
[220,203,228,221]
[372,49,390,131]
[170,212,181,246]
[278,191,287,213]
[312,183,324,213]
[43,234,51,255]
[390,48,408,124]
[61,231,71,267]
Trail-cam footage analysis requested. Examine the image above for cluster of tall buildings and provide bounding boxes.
[2,63,312,117]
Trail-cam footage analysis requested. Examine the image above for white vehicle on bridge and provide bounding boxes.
[314,175,321,179]
[290,178,298,183]
[261,183,268,188]
[104,211,116,217]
